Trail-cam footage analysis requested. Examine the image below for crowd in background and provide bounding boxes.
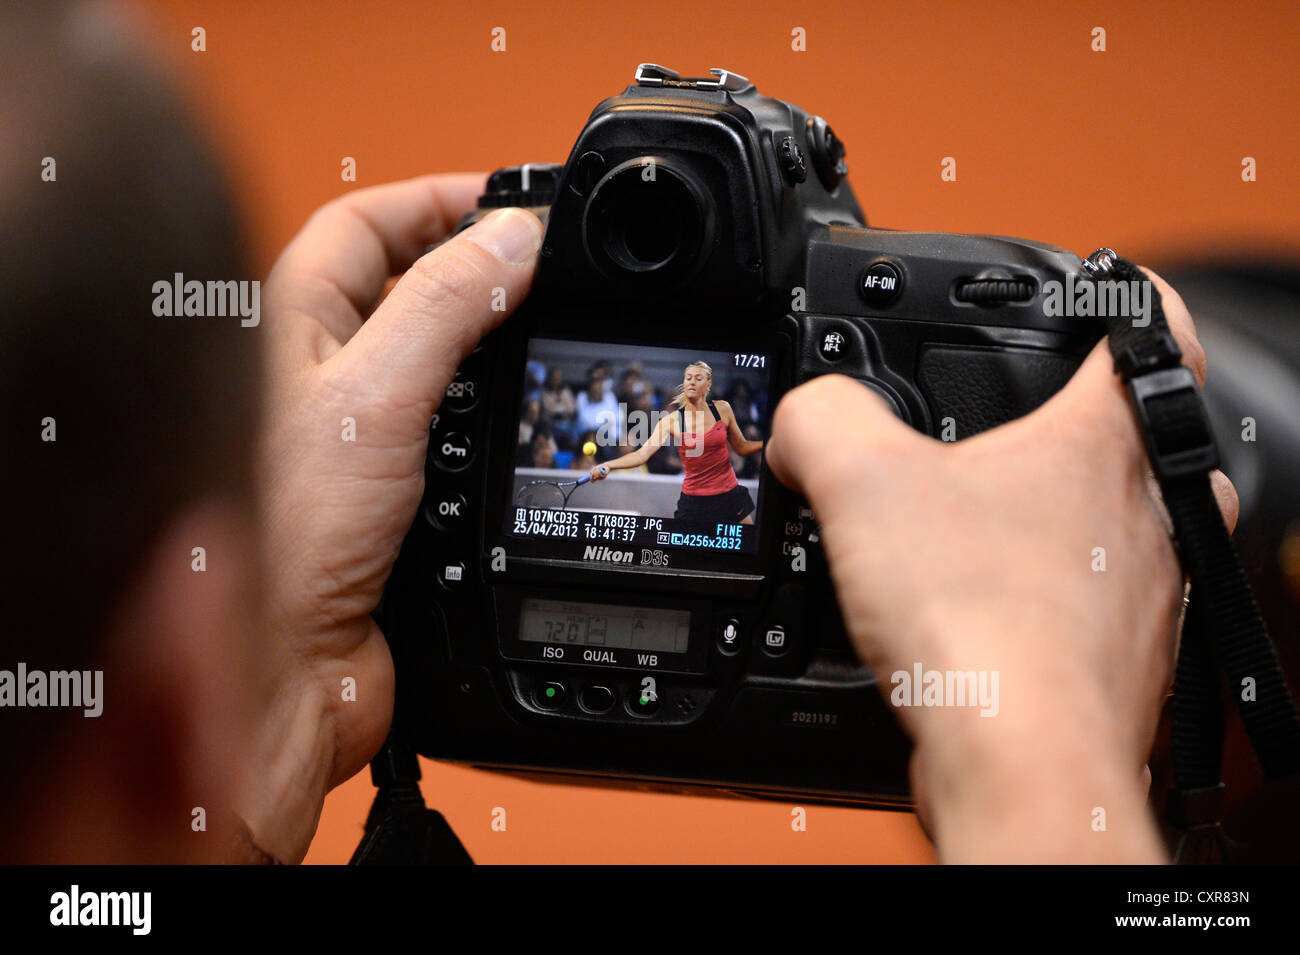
[516,359,765,480]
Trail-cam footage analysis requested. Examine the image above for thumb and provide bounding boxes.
[767,374,922,513]
[328,207,543,416]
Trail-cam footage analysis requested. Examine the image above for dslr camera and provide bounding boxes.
[380,65,1100,806]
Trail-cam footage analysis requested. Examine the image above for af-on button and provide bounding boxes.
[859,260,904,308]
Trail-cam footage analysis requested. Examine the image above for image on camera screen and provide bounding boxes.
[509,337,771,556]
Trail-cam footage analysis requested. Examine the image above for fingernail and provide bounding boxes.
[464,207,543,265]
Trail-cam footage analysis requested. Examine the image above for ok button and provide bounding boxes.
[426,492,468,532]
[432,432,473,472]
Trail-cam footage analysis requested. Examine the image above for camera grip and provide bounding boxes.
[916,345,1082,440]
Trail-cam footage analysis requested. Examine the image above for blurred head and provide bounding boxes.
[531,430,556,467]
[1,2,262,861]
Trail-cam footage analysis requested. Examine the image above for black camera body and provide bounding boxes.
[380,66,1100,807]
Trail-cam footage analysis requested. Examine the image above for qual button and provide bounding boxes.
[579,684,615,714]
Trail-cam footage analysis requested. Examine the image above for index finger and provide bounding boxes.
[265,173,487,347]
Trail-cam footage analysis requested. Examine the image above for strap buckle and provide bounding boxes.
[1127,365,1220,480]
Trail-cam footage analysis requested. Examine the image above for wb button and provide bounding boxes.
[426,492,468,533]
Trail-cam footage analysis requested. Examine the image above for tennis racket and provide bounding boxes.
[515,467,607,510]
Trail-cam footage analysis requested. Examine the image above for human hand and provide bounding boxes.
[244,175,542,861]
[767,269,1237,862]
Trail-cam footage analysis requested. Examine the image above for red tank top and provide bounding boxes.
[678,403,738,495]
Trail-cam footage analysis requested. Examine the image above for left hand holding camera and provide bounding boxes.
[245,174,542,861]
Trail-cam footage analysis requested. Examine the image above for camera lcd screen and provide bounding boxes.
[508,337,771,558]
[518,598,690,654]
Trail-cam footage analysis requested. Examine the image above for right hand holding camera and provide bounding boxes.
[767,269,1237,862]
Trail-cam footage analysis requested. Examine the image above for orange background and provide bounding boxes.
[132,0,1299,863]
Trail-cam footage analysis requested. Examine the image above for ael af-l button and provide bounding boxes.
[860,261,904,308]
[818,327,852,363]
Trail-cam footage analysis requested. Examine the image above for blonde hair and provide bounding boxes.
[671,361,713,410]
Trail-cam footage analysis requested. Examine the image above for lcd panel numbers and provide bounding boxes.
[518,598,690,665]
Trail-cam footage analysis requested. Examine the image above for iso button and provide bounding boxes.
[426,492,468,532]
[432,432,473,472]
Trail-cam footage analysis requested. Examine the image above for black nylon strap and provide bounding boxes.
[1084,253,1300,855]
[1163,474,1300,777]
[349,738,473,866]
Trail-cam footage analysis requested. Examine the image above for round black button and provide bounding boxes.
[442,367,480,413]
[534,682,566,710]
[626,684,661,716]
[760,624,789,657]
[817,326,852,363]
[854,379,907,421]
[579,684,615,714]
[718,618,742,656]
[437,560,466,590]
[425,492,468,532]
[859,261,903,307]
[432,431,473,472]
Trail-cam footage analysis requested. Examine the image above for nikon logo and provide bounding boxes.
[582,545,634,564]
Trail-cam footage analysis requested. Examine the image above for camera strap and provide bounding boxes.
[1081,249,1300,862]
[349,736,474,865]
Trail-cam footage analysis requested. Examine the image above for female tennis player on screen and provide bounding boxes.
[589,361,765,524]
